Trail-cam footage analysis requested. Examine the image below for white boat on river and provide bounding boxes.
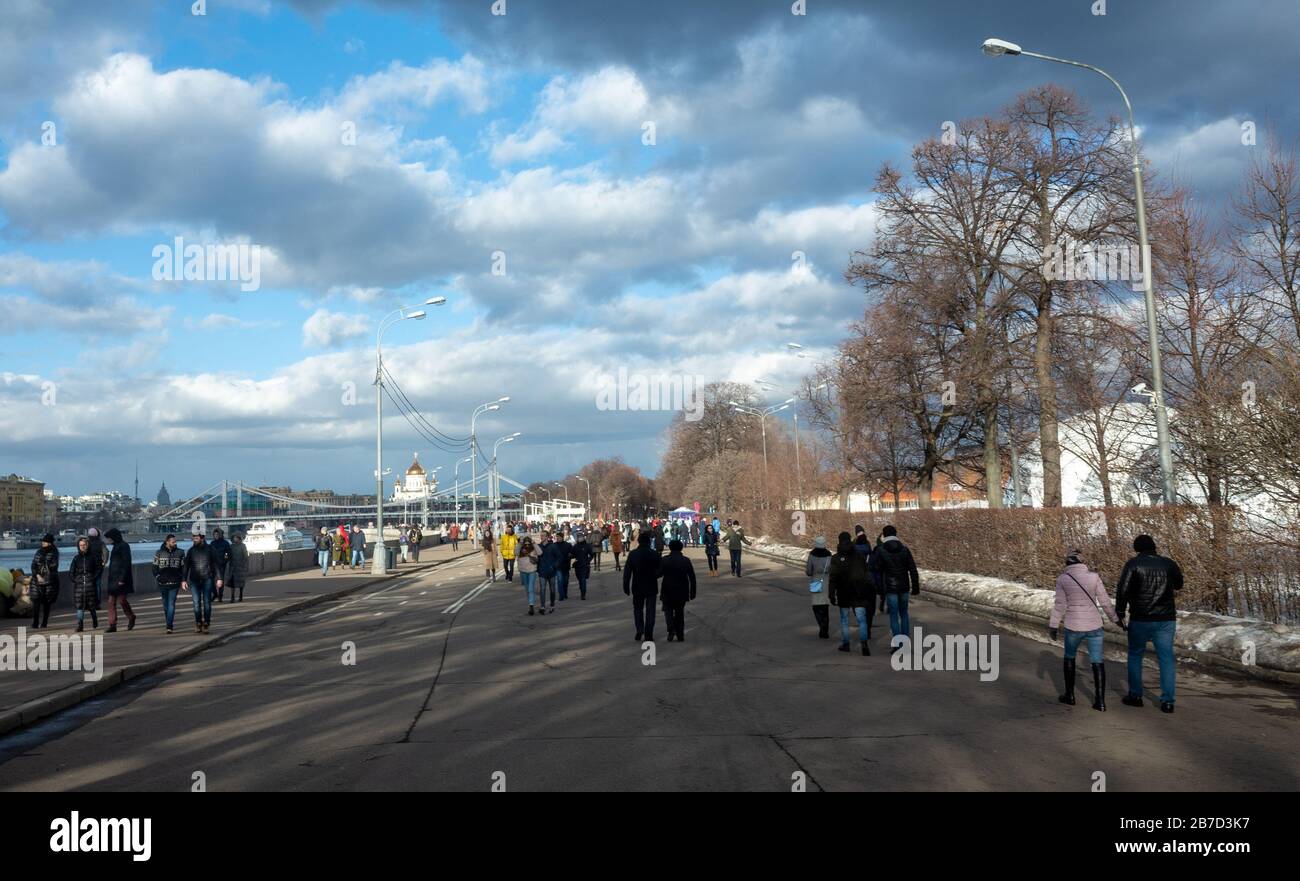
[243,521,307,553]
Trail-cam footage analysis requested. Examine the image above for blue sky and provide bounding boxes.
[1,0,1296,499]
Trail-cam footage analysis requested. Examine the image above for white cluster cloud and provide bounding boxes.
[0,24,887,487]
[302,308,371,348]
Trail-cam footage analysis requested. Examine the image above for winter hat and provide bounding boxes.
[1133,534,1157,553]
[87,527,100,538]
[814,535,826,548]
[41,533,55,544]
[1065,549,1084,566]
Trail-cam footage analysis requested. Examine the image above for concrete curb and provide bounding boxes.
[746,545,1300,689]
[0,552,475,737]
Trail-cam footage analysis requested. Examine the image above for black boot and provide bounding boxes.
[1091,663,1106,711]
[1059,658,1076,705]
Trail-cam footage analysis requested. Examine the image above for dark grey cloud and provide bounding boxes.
[290,0,1299,204]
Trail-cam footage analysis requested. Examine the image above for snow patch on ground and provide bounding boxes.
[754,537,1300,677]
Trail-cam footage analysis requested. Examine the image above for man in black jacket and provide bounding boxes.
[210,527,232,602]
[153,534,186,633]
[554,534,574,601]
[103,528,136,633]
[622,532,662,641]
[869,525,919,653]
[659,540,697,642]
[182,532,222,634]
[1115,534,1183,713]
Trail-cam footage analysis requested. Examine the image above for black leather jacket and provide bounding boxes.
[1115,552,1183,621]
[870,538,920,595]
[183,543,218,583]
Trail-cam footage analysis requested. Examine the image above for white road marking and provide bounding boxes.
[443,579,492,614]
[308,573,424,619]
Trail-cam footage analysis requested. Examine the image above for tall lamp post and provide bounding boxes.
[373,297,446,575]
[731,398,792,510]
[981,37,1176,505]
[422,466,441,528]
[731,398,793,479]
[491,433,520,521]
[453,455,473,526]
[576,475,591,519]
[470,398,509,532]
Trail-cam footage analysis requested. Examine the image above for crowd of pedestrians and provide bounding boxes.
[797,524,1184,712]
[19,510,1187,712]
[804,525,919,656]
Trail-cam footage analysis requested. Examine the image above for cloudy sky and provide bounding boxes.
[0,0,1295,500]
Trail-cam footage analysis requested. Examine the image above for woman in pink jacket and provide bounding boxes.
[1050,550,1120,711]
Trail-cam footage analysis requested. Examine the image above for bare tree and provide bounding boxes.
[1000,85,1135,507]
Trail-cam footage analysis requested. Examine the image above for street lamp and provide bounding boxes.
[421,465,442,528]
[731,398,794,487]
[491,433,520,518]
[454,455,473,525]
[373,298,446,575]
[576,475,591,518]
[982,37,1176,505]
[470,397,509,531]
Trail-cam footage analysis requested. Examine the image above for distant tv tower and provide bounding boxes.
[134,459,140,505]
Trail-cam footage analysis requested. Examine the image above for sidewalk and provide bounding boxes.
[0,543,474,735]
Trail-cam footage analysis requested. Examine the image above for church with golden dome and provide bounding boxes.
[392,453,437,502]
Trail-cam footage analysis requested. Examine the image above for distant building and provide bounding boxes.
[392,454,437,502]
[156,482,171,508]
[1,474,46,529]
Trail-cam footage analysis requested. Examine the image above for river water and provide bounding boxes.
[1,539,173,573]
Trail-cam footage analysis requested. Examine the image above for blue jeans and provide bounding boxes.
[729,548,742,575]
[557,569,569,600]
[159,586,179,629]
[1063,627,1105,660]
[839,607,868,644]
[318,550,330,575]
[539,575,556,607]
[190,577,214,626]
[351,548,365,566]
[521,571,537,606]
[885,592,910,639]
[1126,619,1177,704]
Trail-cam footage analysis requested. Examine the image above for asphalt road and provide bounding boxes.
[1,547,1296,792]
